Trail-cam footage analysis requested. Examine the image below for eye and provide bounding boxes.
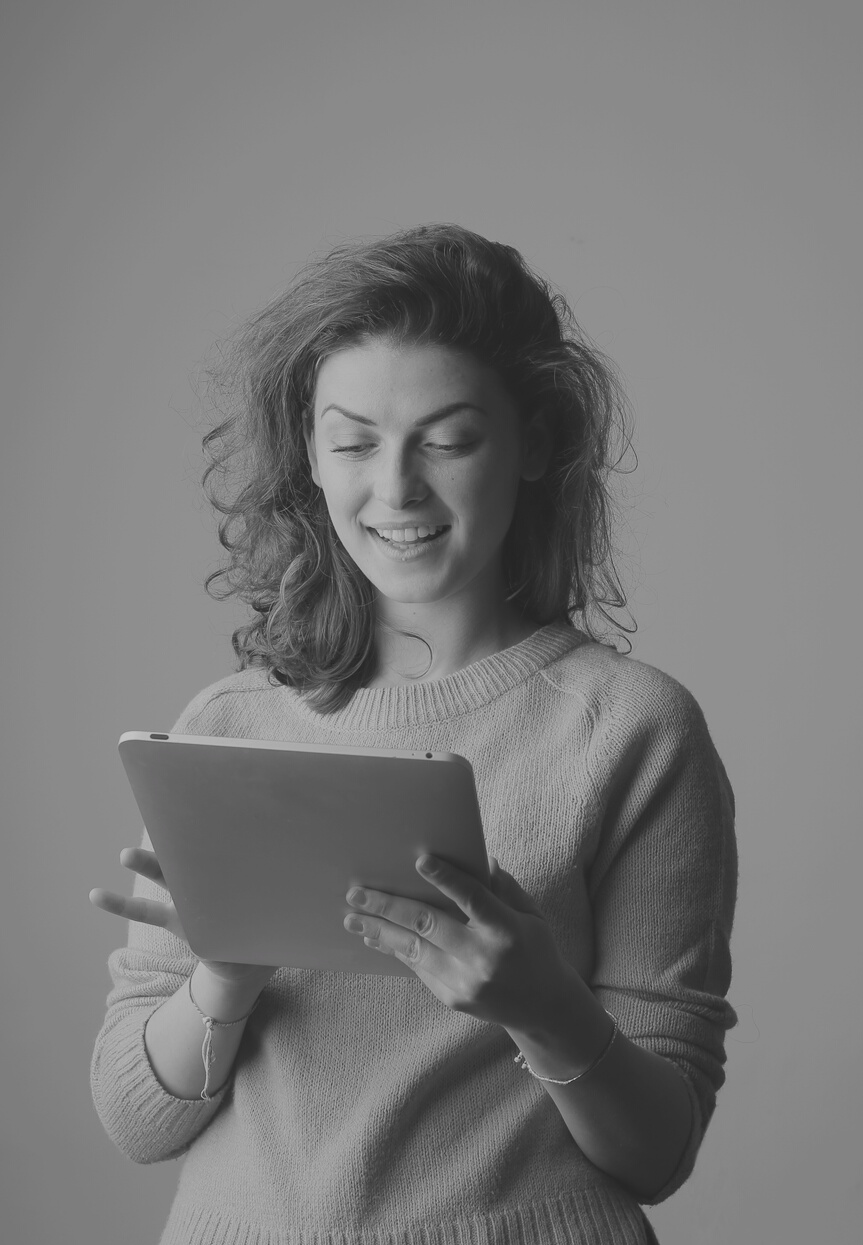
[329,443,372,456]
[427,440,476,455]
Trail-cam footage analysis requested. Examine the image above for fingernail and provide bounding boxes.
[344,915,364,934]
[347,887,367,906]
[417,855,437,875]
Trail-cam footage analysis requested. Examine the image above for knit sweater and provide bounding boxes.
[91,624,737,1245]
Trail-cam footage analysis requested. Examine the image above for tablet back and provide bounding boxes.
[118,733,488,975]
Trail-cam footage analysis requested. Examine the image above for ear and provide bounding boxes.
[303,419,322,487]
[520,411,553,482]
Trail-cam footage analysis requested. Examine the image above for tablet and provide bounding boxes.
[118,732,488,976]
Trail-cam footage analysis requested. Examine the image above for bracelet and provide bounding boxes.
[513,1012,619,1086]
[187,977,258,1101]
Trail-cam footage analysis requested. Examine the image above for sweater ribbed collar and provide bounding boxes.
[288,622,586,732]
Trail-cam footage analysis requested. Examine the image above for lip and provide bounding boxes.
[367,526,450,561]
[365,522,449,532]
[365,522,451,542]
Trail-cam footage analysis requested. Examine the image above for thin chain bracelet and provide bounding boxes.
[187,977,258,1101]
[514,1012,619,1086]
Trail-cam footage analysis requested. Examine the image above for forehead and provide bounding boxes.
[313,340,513,420]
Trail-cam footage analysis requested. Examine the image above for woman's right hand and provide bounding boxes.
[90,847,277,993]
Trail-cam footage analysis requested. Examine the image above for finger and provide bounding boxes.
[345,911,452,977]
[488,859,544,916]
[90,887,127,916]
[364,934,395,957]
[119,847,168,889]
[415,856,506,927]
[345,886,467,958]
[89,888,177,931]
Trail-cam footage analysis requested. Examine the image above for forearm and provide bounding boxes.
[505,967,692,1201]
[144,962,268,1100]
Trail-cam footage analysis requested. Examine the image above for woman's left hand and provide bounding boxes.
[343,855,574,1031]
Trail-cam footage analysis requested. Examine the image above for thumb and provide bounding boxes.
[488,857,544,916]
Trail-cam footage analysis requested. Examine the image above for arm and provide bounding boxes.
[583,682,737,1200]
[344,857,693,1200]
[143,959,268,1101]
[90,845,275,1160]
[342,689,736,1202]
[502,958,694,1201]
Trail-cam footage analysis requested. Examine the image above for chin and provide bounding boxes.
[373,583,449,606]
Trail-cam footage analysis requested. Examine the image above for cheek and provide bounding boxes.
[317,461,360,512]
[463,452,522,523]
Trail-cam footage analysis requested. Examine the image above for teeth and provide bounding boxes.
[374,524,445,543]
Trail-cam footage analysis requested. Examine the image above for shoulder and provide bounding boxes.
[557,646,733,833]
[538,639,729,807]
[541,637,705,741]
[170,667,291,736]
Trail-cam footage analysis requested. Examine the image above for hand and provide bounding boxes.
[343,855,576,1032]
[90,848,276,992]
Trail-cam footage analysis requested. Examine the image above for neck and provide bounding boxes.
[368,586,536,688]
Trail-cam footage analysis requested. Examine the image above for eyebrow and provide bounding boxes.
[319,402,489,427]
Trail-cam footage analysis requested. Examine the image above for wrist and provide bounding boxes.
[505,965,612,1081]
[191,962,272,1022]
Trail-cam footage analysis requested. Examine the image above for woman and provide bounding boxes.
[91,224,737,1245]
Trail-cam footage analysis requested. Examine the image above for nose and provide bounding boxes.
[373,445,429,511]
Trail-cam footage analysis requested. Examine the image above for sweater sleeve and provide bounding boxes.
[90,691,236,1164]
[585,669,738,1205]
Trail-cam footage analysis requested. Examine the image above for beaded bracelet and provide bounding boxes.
[513,1013,619,1086]
[187,977,258,1101]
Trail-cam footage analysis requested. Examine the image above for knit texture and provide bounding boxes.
[91,624,737,1245]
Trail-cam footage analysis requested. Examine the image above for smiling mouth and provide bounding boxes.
[370,524,450,545]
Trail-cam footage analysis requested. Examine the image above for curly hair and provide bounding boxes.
[203,224,633,712]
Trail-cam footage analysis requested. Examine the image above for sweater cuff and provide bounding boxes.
[91,1006,229,1164]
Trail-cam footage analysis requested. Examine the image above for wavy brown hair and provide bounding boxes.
[203,224,633,712]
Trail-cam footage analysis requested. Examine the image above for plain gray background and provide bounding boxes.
[2,2,860,1242]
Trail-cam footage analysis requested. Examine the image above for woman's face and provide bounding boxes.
[305,339,545,614]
